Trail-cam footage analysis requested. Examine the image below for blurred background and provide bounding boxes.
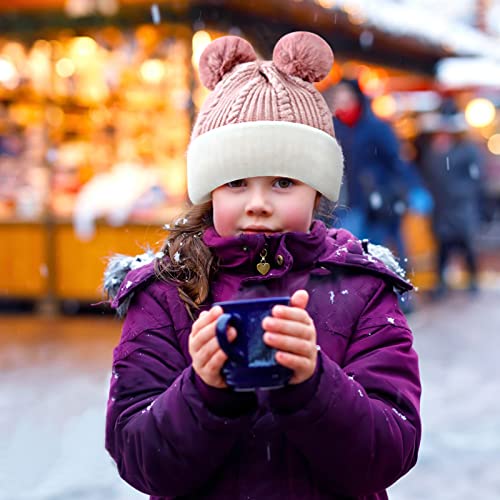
[0,1,499,499]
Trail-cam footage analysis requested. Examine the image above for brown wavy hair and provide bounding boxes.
[154,201,216,318]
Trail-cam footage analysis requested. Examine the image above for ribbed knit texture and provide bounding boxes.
[192,61,334,140]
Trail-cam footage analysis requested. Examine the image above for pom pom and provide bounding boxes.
[198,36,257,90]
[272,31,333,83]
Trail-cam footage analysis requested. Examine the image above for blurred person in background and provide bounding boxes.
[329,79,413,264]
[418,102,486,296]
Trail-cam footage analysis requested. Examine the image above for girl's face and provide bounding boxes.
[212,176,319,237]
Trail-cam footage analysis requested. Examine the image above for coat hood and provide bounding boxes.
[103,249,164,318]
[103,222,411,317]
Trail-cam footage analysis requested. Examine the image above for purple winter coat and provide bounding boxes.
[105,221,421,500]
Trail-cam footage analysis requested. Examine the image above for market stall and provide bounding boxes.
[0,15,198,304]
[1,0,497,306]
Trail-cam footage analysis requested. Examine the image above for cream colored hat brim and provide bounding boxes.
[187,121,344,204]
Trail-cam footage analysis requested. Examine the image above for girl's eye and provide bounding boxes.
[274,178,294,189]
[227,179,245,188]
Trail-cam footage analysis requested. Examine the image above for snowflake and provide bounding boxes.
[392,408,407,421]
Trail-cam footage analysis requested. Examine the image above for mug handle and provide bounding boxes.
[216,313,245,363]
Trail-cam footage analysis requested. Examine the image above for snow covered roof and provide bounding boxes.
[321,0,500,61]
[436,57,500,88]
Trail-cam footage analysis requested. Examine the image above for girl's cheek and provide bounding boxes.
[286,207,314,231]
[213,207,239,236]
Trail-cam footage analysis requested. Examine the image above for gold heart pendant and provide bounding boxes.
[256,262,270,275]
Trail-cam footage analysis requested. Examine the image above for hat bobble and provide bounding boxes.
[198,36,257,90]
[272,31,333,83]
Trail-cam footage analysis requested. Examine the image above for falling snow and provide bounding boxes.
[341,289,349,295]
[387,317,395,325]
[392,407,408,421]
[151,4,161,24]
[329,291,335,303]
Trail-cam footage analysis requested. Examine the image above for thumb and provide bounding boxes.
[290,289,309,309]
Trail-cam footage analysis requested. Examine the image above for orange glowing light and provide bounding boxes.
[372,95,397,119]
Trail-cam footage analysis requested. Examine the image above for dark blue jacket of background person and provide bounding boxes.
[333,83,409,219]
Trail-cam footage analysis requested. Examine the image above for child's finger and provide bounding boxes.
[204,349,231,376]
[264,332,314,357]
[195,335,226,367]
[190,321,217,352]
[270,304,312,325]
[191,322,236,356]
[290,289,309,309]
[262,316,312,339]
[191,306,222,336]
[275,350,314,373]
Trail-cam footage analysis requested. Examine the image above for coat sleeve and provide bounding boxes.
[105,286,255,497]
[268,279,421,497]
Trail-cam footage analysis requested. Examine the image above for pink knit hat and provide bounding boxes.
[187,31,344,204]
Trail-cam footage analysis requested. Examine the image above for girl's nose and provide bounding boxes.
[245,187,273,216]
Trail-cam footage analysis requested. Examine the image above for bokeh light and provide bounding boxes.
[487,133,500,155]
[465,98,496,128]
[55,58,76,78]
[315,0,337,7]
[140,59,165,84]
[372,94,397,119]
[70,36,98,59]
[192,30,212,69]
[0,58,17,83]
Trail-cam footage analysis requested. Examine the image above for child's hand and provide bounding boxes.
[189,306,236,389]
[262,290,318,385]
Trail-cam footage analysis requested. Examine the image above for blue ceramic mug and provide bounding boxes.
[215,297,293,391]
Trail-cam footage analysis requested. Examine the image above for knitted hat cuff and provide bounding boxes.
[187,121,344,204]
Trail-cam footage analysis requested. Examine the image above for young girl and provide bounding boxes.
[105,32,421,500]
